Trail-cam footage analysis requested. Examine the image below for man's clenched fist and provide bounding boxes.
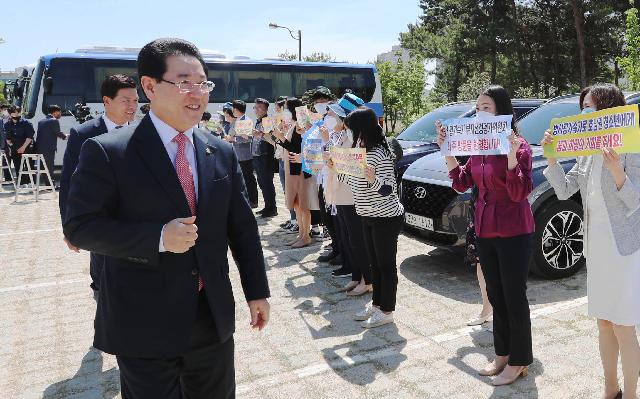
[162,216,198,253]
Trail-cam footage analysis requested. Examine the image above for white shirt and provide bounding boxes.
[150,111,199,252]
[102,114,128,132]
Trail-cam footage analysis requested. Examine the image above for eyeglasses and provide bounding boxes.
[160,79,215,93]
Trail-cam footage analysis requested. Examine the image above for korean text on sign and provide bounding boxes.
[440,115,512,156]
[544,104,640,158]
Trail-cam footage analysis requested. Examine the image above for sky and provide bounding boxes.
[0,0,422,71]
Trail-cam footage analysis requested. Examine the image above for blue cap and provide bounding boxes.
[327,93,365,118]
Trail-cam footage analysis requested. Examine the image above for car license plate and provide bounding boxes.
[405,213,434,231]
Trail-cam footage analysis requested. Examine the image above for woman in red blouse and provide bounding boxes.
[436,85,535,386]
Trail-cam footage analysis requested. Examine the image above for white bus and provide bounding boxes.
[20,47,383,167]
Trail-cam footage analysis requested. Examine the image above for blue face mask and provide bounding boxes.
[581,107,596,114]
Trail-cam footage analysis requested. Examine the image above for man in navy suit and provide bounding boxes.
[59,74,138,295]
[35,104,67,185]
[63,38,271,398]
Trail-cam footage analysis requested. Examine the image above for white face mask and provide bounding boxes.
[314,103,329,115]
[324,115,338,131]
[475,110,495,118]
[283,110,293,122]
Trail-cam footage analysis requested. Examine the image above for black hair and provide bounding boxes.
[232,100,246,113]
[201,111,211,121]
[137,38,208,82]
[47,104,61,114]
[480,85,518,134]
[8,105,21,114]
[224,108,235,118]
[581,83,626,111]
[101,74,137,99]
[285,97,303,121]
[255,98,270,107]
[345,107,390,155]
[140,104,150,114]
[311,92,334,102]
[276,95,287,104]
[0,104,8,110]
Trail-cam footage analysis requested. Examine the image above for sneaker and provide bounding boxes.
[362,309,394,329]
[310,225,322,238]
[286,223,299,234]
[321,229,331,240]
[354,301,375,321]
[329,255,343,266]
[280,220,293,229]
[318,251,339,262]
[331,267,351,277]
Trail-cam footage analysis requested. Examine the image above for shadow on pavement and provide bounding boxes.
[321,324,407,386]
[400,251,587,306]
[447,329,542,398]
[42,348,119,399]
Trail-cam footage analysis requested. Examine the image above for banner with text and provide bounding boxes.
[440,115,512,156]
[330,147,367,178]
[543,104,640,157]
[234,119,254,137]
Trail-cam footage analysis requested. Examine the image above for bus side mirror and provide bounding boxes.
[43,77,53,94]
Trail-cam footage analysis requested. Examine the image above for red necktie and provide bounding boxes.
[172,133,203,291]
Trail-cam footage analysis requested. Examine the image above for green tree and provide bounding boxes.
[277,51,336,62]
[0,81,5,104]
[376,56,427,134]
[618,1,640,90]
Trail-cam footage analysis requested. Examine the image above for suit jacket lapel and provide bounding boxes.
[96,116,108,134]
[193,129,219,214]
[133,115,191,216]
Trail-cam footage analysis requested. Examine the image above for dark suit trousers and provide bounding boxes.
[11,149,29,185]
[476,233,533,366]
[252,155,276,210]
[89,253,104,291]
[238,160,258,206]
[116,290,235,399]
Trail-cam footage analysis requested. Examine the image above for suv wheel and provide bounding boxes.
[531,199,585,279]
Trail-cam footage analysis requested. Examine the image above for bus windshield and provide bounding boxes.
[24,59,44,118]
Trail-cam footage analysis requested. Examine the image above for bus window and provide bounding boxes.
[293,68,374,102]
[24,60,44,118]
[208,69,231,102]
[236,70,273,102]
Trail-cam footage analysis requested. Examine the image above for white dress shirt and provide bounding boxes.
[102,114,128,132]
[150,111,199,252]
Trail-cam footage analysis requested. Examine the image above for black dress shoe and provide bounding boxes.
[256,208,266,214]
[318,251,339,262]
[331,267,351,277]
[329,255,343,266]
[260,208,278,218]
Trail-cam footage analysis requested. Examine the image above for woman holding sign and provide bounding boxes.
[340,107,404,328]
[272,98,319,248]
[436,85,534,386]
[542,84,640,399]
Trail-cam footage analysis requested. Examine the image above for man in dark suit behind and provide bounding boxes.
[63,38,271,398]
[59,74,139,295]
[35,104,67,185]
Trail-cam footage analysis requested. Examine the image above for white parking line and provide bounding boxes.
[0,278,88,293]
[0,227,62,237]
[430,296,588,343]
[236,296,589,393]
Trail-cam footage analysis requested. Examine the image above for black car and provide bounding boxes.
[395,99,546,178]
[401,93,640,279]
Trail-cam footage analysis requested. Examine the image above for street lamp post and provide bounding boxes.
[268,23,301,61]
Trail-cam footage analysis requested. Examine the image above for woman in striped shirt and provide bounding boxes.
[338,107,404,328]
